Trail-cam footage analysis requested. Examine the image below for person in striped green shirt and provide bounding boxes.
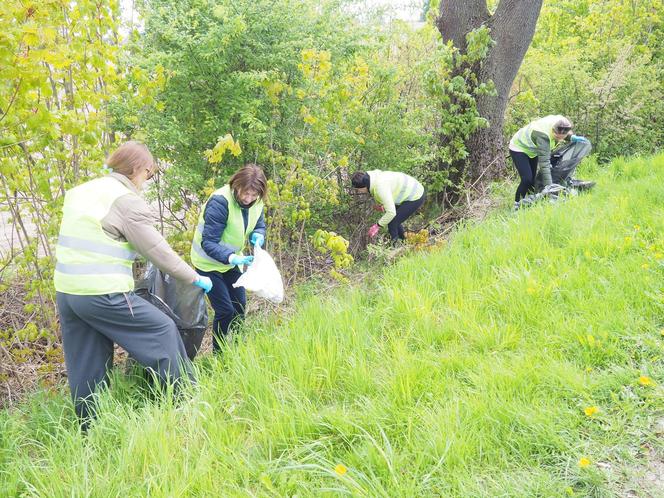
[351,170,425,242]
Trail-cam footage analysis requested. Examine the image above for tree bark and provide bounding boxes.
[437,0,543,183]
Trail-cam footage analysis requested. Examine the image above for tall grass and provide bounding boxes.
[1,155,663,497]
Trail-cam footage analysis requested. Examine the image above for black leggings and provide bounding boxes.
[387,193,426,241]
[510,150,538,201]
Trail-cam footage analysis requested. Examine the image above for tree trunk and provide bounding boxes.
[437,0,543,183]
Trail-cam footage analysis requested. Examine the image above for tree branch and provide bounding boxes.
[0,79,23,125]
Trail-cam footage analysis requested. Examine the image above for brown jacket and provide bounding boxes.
[101,173,198,284]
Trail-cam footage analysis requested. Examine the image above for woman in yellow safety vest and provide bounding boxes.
[508,115,589,206]
[54,141,212,430]
[351,169,425,242]
[190,164,267,351]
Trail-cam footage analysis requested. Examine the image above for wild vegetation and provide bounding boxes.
[1,154,663,496]
[1,0,663,493]
[1,0,661,354]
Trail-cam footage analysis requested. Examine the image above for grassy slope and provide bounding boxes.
[1,155,663,497]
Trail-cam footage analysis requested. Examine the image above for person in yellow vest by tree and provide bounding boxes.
[509,115,591,208]
[351,169,425,243]
[54,141,212,430]
[190,164,267,352]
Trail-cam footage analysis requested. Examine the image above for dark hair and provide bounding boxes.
[351,171,370,189]
[229,163,268,200]
[106,141,155,180]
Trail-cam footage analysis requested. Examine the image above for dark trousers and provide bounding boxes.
[56,291,193,426]
[510,150,539,201]
[387,193,426,241]
[196,268,245,352]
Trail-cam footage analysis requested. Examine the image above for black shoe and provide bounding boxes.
[569,178,596,191]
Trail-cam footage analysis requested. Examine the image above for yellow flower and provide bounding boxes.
[584,406,599,417]
[660,329,664,337]
[655,253,663,260]
[303,114,318,125]
[526,287,537,295]
[578,457,591,468]
[639,375,654,386]
[335,464,347,476]
[624,236,632,243]
[634,225,640,230]
[642,263,650,270]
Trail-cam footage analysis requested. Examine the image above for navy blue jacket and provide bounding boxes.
[201,195,266,265]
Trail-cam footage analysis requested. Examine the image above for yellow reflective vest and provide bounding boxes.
[190,185,263,273]
[509,115,563,158]
[367,170,424,227]
[54,176,137,295]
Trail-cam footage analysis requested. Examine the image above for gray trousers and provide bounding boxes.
[56,291,193,423]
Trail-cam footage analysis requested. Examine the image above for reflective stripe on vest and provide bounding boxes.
[395,173,421,204]
[190,184,263,273]
[58,234,137,260]
[509,115,562,157]
[54,176,137,295]
[56,262,133,276]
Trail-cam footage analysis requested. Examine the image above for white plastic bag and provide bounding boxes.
[232,246,284,303]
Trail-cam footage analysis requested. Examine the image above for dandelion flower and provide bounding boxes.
[642,263,650,270]
[584,406,599,417]
[624,236,632,243]
[335,464,347,476]
[578,457,591,468]
[639,375,654,386]
[634,225,641,230]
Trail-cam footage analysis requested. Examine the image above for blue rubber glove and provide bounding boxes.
[570,135,589,143]
[250,232,264,248]
[192,276,212,293]
[229,254,254,267]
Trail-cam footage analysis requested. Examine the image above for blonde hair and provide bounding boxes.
[553,117,573,133]
[229,164,268,200]
[106,141,155,180]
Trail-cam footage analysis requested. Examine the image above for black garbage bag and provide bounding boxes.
[135,264,208,360]
[535,140,593,190]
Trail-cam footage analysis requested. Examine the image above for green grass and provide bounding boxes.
[2,154,664,497]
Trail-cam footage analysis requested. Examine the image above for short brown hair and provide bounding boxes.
[351,171,369,189]
[229,163,267,200]
[106,141,155,180]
